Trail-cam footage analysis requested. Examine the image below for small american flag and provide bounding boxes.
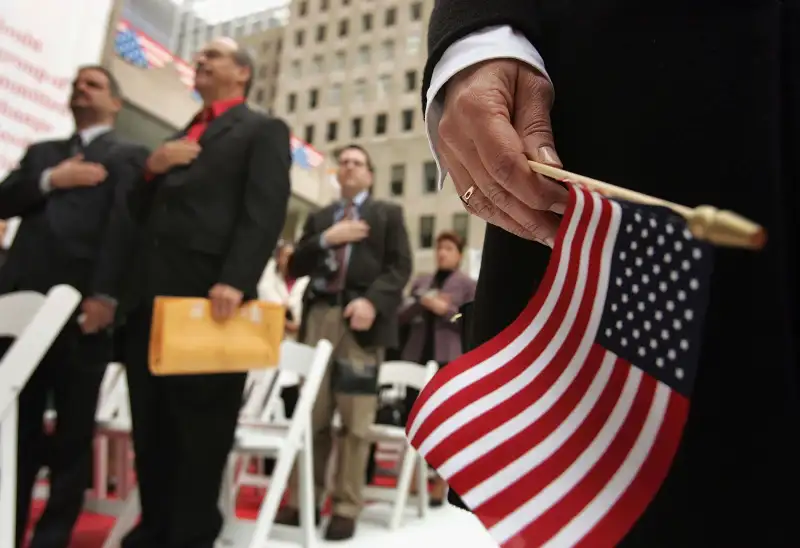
[406,186,713,547]
[290,135,324,169]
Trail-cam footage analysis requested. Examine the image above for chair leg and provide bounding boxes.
[101,488,140,548]
[246,447,300,548]
[93,436,109,499]
[297,438,316,547]
[416,455,429,516]
[389,443,417,529]
[0,403,19,548]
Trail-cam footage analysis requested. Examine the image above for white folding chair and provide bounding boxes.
[0,285,81,548]
[218,339,333,548]
[361,360,438,529]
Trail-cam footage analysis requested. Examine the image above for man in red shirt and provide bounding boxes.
[118,37,292,548]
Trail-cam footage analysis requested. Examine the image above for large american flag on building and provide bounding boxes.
[114,20,195,88]
[407,186,714,547]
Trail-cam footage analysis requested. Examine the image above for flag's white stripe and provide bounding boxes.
[490,363,643,544]
[543,383,671,548]
[435,192,608,475]
[461,351,617,506]
[407,190,589,441]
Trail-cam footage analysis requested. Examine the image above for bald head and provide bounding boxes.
[194,37,255,100]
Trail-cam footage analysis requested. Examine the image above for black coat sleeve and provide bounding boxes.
[219,116,292,293]
[90,144,150,299]
[0,143,49,219]
[364,203,413,318]
[423,0,540,114]
[288,212,325,279]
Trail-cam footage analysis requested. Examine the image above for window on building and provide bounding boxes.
[326,121,338,142]
[235,25,244,37]
[334,50,346,70]
[401,109,414,131]
[453,213,469,244]
[406,30,421,54]
[404,70,417,92]
[423,161,437,193]
[377,74,391,100]
[286,93,296,113]
[362,13,372,31]
[221,22,231,35]
[269,86,276,101]
[321,0,329,10]
[276,38,282,52]
[309,88,319,109]
[273,63,280,75]
[304,124,315,145]
[316,24,326,42]
[351,117,362,138]
[261,41,271,53]
[255,88,265,103]
[410,2,423,21]
[329,83,342,105]
[419,215,436,249]
[338,19,349,37]
[290,60,301,77]
[390,164,405,196]
[299,1,308,16]
[258,64,268,78]
[375,113,388,135]
[311,55,324,73]
[253,21,263,33]
[357,45,370,65]
[295,29,305,46]
[380,40,394,61]
[353,78,367,103]
[385,7,397,26]
[205,25,213,41]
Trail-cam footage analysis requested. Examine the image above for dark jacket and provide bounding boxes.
[290,197,412,349]
[121,104,292,311]
[0,132,147,299]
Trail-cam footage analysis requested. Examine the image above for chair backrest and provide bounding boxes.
[377,360,438,392]
[256,339,324,423]
[283,339,333,443]
[95,370,130,424]
[0,286,81,420]
[240,368,277,420]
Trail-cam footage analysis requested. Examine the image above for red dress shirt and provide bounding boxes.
[145,96,245,181]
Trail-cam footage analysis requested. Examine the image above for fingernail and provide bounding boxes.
[538,145,561,166]
[549,202,566,215]
[544,236,555,248]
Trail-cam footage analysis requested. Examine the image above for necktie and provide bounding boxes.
[69,134,83,156]
[327,202,355,293]
[186,107,214,142]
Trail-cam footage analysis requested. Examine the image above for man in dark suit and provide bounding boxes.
[276,144,412,540]
[0,65,147,548]
[118,37,291,548]
[421,2,798,547]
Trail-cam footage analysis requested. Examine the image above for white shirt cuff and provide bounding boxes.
[424,25,549,190]
[39,168,53,193]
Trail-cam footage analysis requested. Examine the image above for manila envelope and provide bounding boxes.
[148,297,285,376]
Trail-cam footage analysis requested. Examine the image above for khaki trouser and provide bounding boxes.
[287,302,382,518]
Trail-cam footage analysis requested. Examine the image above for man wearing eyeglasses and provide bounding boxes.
[276,144,412,540]
[117,37,291,548]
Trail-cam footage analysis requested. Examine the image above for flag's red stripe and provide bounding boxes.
[575,392,689,548]
[426,198,614,477]
[468,353,628,531]
[412,193,601,452]
[505,366,658,547]
[406,187,585,431]
[446,344,605,495]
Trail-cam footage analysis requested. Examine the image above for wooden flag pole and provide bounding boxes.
[528,161,767,251]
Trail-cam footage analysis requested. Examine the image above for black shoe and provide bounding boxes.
[274,506,321,526]
[324,515,356,541]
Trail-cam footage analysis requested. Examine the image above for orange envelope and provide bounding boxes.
[148,297,285,376]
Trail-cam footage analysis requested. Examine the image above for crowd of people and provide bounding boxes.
[0,33,477,548]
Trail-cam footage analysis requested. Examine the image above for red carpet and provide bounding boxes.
[27,468,402,548]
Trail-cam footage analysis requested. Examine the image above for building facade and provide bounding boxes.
[269,0,485,276]
[241,25,285,114]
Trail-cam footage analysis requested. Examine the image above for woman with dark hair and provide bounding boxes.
[398,230,477,505]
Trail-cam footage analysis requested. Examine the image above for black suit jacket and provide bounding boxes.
[123,104,291,310]
[425,2,799,546]
[290,197,412,349]
[0,132,148,299]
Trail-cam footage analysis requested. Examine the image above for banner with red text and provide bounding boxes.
[0,0,114,178]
